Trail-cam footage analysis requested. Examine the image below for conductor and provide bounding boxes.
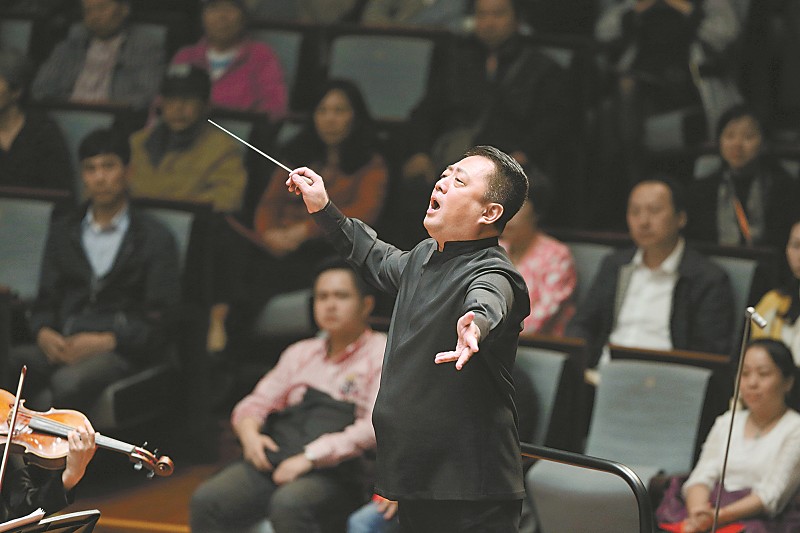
[287,145,530,532]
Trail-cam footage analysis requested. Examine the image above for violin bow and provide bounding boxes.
[0,366,27,497]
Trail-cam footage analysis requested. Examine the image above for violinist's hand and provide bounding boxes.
[374,496,399,520]
[61,332,116,363]
[63,419,96,491]
[240,431,279,472]
[285,167,329,214]
[272,453,312,485]
[37,327,67,363]
[434,311,481,370]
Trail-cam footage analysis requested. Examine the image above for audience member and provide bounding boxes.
[128,65,247,212]
[656,339,800,532]
[687,104,800,248]
[402,0,569,182]
[0,420,96,520]
[394,0,569,245]
[190,260,387,532]
[171,0,287,119]
[361,0,469,31]
[230,79,388,339]
[500,198,576,337]
[31,0,165,109]
[595,0,742,181]
[0,48,73,192]
[128,64,247,353]
[244,0,362,24]
[6,128,180,412]
[567,176,735,368]
[753,217,800,363]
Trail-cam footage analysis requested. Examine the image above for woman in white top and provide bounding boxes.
[657,338,800,532]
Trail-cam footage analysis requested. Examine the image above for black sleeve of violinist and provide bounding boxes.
[1,456,71,521]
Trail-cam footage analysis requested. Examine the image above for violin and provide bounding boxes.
[0,389,173,478]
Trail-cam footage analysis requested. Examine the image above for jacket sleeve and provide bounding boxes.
[6,457,71,518]
[312,202,409,297]
[252,44,288,120]
[196,137,247,213]
[688,265,735,355]
[565,253,617,366]
[28,224,63,335]
[119,29,166,108]
[463,272,515,343]
[31,36,81,101]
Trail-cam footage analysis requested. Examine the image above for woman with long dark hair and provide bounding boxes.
[752,217,800,363]
[225,78,390,344]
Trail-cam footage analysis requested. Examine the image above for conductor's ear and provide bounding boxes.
[482,203,503,226]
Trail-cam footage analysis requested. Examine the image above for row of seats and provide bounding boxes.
[0,186,765,530]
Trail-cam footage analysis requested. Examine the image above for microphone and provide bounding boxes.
[746,307,768,329]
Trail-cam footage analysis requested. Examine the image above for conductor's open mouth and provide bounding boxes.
[430,198,440,210]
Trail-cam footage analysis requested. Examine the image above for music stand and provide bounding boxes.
[1,509,100,533]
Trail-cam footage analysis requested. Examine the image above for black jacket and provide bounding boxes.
[566,245,735,367]
[28,204,180,363]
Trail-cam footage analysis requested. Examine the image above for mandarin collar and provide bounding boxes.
[433,237,500,260]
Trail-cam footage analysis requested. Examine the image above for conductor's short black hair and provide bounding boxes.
[464,145,529,232]
[78,128,131,165]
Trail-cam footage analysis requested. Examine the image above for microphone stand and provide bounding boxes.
[710,307,767,533]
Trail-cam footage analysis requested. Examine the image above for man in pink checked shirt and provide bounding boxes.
[190,258,387,533]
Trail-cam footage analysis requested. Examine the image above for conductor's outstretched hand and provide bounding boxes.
[434,311,481,370]
[286,167,329,213]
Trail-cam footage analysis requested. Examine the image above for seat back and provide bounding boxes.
[249,27,304,103]
[327,32,436,121]
[514,346,568,447]
[252,288,315,340]
[47,107,117,197]
[0,17,34,54]
[565,241,614,307]
[708,254,758,320]
[586,359,712,474]
[0,188,68,301]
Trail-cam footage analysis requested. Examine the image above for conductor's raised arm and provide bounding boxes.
[286,167,329,213]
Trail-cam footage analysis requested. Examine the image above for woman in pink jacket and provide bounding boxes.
[171,0,287,119]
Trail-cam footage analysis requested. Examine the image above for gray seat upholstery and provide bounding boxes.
[0,192,63,302]
[526,359,713,533]
[564,241,614,308]
[249,27,303,103]
[327,32,436,121]
[515,346,569,447]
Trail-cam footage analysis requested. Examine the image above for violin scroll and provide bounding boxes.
[130,445,174,478]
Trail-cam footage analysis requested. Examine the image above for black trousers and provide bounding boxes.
[397,498,522,533]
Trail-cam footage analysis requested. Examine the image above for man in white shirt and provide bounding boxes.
[567,176,735,367]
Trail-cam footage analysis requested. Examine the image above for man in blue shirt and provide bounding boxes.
[6,128,180,412]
